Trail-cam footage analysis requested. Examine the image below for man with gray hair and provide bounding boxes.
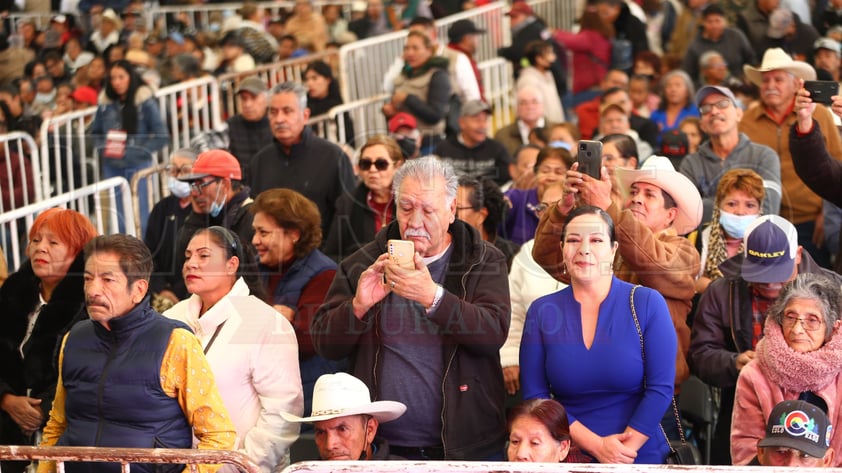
[312,156,510,461]
[250,81,356,237]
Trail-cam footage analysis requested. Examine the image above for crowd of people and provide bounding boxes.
[4,0,842,470]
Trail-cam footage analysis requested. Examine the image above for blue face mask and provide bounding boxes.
[168,177,192,198]
[209,183,225,218]
[719,210,759,239]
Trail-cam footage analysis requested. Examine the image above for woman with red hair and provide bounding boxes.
[0,208,97,473]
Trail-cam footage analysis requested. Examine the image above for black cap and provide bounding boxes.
[448,19,486,44]
[702,3,725,17]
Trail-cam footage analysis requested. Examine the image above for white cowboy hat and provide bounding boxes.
[743,48,816,86]
[280,373,406,423]
[616,155,703,235]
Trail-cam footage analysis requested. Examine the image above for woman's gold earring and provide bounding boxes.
[561,262,567,275]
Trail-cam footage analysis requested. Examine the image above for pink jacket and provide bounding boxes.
[731,318,842,465]
[552,29,610,94]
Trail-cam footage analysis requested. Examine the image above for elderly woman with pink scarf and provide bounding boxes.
[731,273,842,465]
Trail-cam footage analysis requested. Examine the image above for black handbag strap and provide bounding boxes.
[628,286,687,449]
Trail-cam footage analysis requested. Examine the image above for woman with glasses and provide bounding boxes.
[250,188,344,424]
[503,146,575,245]
[165,226,303,472]
[324,135,404,262]
[731,273,842,466]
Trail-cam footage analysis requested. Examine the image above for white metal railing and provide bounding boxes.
[281,461,821,473]
[306,93,389,146]
[434,2,510,65]
[0,446,260,473]
[3,12,52,36]
[130,163,168,237]
[156,75,224,160]
[0,132,42,213]
[38,106,98,197]
[217,51,338,119]
[479,58,513,134]
[0,177,134,272]
[526,0,579,30]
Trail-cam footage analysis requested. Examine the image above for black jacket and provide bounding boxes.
[312,220,510,460]
[226,114,273,186]
[0,254,87,444]
[146,195,192,296]
[324,183,395,263]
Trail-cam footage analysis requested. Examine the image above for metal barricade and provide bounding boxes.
[281,461,799,473]
[0,177,133,272]
[339,2,508,104]
[156,75,224,161]
[131,163,168,237]
[0,446,260,473]
[0,131,43,212]
[217,50,338,119]
[3,12,52,35]
[305,93,389,146]
[526,0,579,30]
[38,106,98,197]
[478,58,513,135]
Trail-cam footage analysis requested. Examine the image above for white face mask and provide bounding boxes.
[34,90,56,105]
[168,177,192,198]
[208,183,225,218]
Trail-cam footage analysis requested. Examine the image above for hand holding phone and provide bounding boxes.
[804,80,839,105]
[577,140,603,179]
[387,239,415,270]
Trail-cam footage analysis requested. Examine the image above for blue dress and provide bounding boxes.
[650,105,700,137]
[520,277,676,464]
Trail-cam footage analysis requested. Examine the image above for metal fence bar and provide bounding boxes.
[0,177,134,272]
[478,57,513,135]
[526,0,579,30]
[0,446,260,473]
[0,131,42,210]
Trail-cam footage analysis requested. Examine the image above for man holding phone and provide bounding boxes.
[739,48,842,268]
[312,157,511,461]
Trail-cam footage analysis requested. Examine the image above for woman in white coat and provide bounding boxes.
[165,226,304,472]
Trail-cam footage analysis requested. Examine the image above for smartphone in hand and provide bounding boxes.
[804,80,839,105]
[577,140,603,179]
[387,239,415,269]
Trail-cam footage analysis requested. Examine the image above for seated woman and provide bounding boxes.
[521,206,677,464]
[382,30,451,154]
[731,272,842,466]
[650,70,699,136]
[304,60,355,146]
[0,208,97,473]
[250,188,343,419]
[503,146,574,245]
[507,398,571,462]
[164,226,303,471]
[695,169,764,294]
[324,135,403,261]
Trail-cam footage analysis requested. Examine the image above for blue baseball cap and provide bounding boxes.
[741,215,798,283]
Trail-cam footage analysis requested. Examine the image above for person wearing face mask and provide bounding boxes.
[145,149,198,312]
[695,169,765,294]
[170,149,257,301]
[689,215,842,465]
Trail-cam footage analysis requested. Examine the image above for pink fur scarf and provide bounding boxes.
[756,318,842,393]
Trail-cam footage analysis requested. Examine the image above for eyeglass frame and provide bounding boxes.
[189,177,221,193]
[358,158,392,171]
[699,98,732,115]
[781,313,825,331]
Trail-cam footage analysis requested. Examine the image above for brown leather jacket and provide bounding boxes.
[531,201,701,388]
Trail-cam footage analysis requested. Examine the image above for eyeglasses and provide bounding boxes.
[190,177,220,193]
[782,313,824,331]
[165,164,193,177]
[358,158,391,171]
[699,99,732,115]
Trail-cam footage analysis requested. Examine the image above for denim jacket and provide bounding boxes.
[90,85,169,169]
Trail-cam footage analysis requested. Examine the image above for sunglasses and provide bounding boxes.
[358,158,391,171]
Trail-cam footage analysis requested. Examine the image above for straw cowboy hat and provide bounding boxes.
[281,373,406,423]
[616,155,703,235]
[743,48,816,86]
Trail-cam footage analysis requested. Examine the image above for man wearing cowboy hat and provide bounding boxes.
[532,156,702,393]
[739,48,842,268]
[282,373,407,461]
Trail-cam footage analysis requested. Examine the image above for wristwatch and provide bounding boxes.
[426,284,444,315]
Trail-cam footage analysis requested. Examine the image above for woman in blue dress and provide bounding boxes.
[520,205,677,463]
[650,70,699,138]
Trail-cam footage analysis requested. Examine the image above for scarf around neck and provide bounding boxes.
[757,317,842,393]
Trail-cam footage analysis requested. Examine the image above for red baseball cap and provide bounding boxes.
[178,149,242,181]
[70,86,98,106]
[388,112,417,133]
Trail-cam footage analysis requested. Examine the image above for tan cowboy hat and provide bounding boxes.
[281,373,406,423]
[743,48,816,86]
[616,155,703,235]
